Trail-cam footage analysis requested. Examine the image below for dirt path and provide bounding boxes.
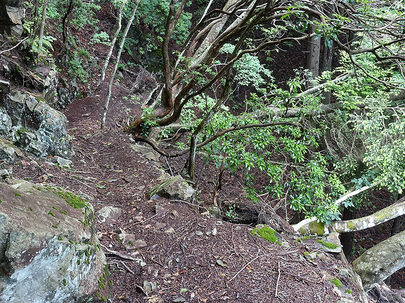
[11,81,359,302]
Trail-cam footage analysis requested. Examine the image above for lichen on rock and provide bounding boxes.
[0,179,106,303]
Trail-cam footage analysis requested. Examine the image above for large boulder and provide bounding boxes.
[2,91,71,159]
[0,179,106,302]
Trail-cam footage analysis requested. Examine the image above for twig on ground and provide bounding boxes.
[275,261,281,298]
[165,156,174,176]
[0,37,29,55]
[119,260,135,275]
[228,250,261,282]
[100,244,141,262]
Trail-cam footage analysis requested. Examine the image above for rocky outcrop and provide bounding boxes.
[0,0,25,37]
[0,91,71,160]
[0,179,106,303]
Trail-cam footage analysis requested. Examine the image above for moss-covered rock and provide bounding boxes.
[0,179,106,303]
[251,225,282,245]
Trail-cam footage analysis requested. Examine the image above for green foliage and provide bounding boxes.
[332,41,405,196]
[66,50,90,82]
[46,0,101,30]
[140,106,158,136]
[355,105,405,194]
[123,0,192,69]
[225,204,237,219]
[90,31,111,46]
[220,44,273,90]
[30,35,56,54]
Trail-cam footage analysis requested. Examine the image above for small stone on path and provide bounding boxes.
[118,233,147,250]
[165,227,175,234]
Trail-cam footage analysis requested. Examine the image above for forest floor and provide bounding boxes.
[6,2,403,302]
[10,77,363,303]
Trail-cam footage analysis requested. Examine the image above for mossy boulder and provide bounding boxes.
[292,217,327,236]
[0,179,106,303]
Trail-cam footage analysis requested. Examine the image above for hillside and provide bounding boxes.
[1,1,405,302]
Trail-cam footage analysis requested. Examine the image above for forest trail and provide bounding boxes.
[13,79,359,302]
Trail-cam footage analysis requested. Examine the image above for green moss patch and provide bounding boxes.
[50,189,87,209]
[317,240,339,249]
[330,278,342,288]
[251,226,281,245]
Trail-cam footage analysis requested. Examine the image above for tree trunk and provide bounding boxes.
[38,0,49,53]
[331,199,405,233]
[340,206,356,261]
[185,135,197,181]
[100,1,125,83]
[322,41,333,104]
[101,0,140,129]
[306,17,321,80]
[353,229,405,291]
[61,0,75,46]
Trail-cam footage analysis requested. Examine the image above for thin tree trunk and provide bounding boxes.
[101,0,140,129]
[100,1,126,83]
[306,17,321,80]
[38,0,49,53]
[62,0,75,46]
[322,41,334,104]
[340,206,356,261]
[185,135,197,180]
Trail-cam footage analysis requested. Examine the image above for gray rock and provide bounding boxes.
[143,280,157,295]
[117,233,147,250]
[0,2,25,37]
[55,156,73,168]
[319,233,342,253]
[131,144,160,162]
[96,206,122,226]
[0,137,22,162]
[353,229,405,291]
[146,175,195,201]
[0,179,106,303]
[4,91,71,158]
[0,79,10,95]
[0,108,12,137]
[0,167,12,178]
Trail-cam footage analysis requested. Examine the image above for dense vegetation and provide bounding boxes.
[23,0,405,225]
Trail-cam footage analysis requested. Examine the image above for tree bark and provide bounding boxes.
[306,17,321,79]
[340,206,356,261]
[353,229,405,291]
[100,1,125,83]
[331,200,405,233]
[101,0,140,129]
[61,0,74,46]
[38,0,49,53]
